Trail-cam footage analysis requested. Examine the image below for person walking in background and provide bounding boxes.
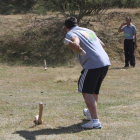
[64,17,111,129]
[118,17,137,68]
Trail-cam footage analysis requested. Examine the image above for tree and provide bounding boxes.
[113,0,140,8]
[39,0,114,22]
[0,0,38,14]
[35,0,140,22]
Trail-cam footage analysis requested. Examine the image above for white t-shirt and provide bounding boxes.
[66,26,111,69]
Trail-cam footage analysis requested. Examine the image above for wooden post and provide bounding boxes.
[38,102,43,124]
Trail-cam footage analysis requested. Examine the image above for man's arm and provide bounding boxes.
[65,36,86,55]
[118,22,126,32]
[100,40,105,48]
[134,34,138,49]
[71,36,80,45]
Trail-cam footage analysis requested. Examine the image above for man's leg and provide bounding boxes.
[80,67,108,129]
[129,41,135,67]
[93,93,98,102]
[81,92,101,129]
[124,40,129,67]
[82,93,98,119]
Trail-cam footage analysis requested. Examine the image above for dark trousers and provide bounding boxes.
[124,39,135,66]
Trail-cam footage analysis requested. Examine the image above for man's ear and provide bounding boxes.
[65,26,70,32]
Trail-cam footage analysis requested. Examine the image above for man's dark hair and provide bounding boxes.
[126,17,131,21]
[64,17,77,29]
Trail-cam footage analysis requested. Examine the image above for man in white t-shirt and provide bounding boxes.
[64,17,111,129]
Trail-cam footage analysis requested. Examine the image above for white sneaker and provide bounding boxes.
[83,108,92,120]
[81,120,102,129]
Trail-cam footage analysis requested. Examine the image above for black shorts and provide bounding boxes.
[78,66,109,94]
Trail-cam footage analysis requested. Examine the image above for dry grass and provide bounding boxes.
[0,60,140,140]
[106,8,140,13]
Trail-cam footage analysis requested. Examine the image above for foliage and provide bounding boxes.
[39,0,113,22]
[1,8,140,66]
[1,0,140,15]
[113,0,140,8]
[0,17,74,66]
[0,0,37,14]
[35,0,140,22]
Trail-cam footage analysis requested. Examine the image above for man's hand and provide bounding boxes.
[72,42,81,49]
[135,43,138,48]
[100,40,105,48]
[67,41,86,55]
[134,44,138,55]
[118,22,126,32]
[121,22,127,26]
[71,36,80,45]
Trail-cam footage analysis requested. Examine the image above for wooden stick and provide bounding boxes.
[44,59,47,70]
[38,102,43,124]
[34,102,43,125]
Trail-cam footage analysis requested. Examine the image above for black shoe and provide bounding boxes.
[123,65,129,68]
[131,65,135,68]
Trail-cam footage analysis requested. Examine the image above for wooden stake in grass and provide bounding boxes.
[44,59,47,70]
[34,102,43,125]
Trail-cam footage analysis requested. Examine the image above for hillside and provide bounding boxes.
[0,8,140,66]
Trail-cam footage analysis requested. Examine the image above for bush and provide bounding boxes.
[0,17,75,66]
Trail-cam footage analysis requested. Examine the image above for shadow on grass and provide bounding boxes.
[13,119,90,140]
[109,67,127,70]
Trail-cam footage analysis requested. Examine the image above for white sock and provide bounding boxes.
[92,119,99,123]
